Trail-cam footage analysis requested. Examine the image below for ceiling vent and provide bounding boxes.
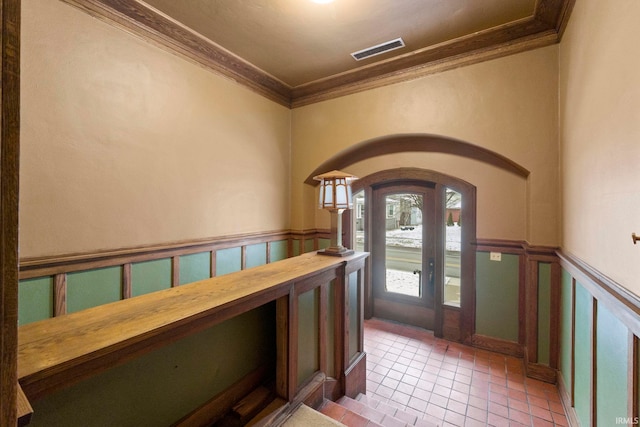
[351,37,405,61]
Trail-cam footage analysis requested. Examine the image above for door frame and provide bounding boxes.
[346,168,477,343]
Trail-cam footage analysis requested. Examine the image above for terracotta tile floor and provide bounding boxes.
[362,318,570,427]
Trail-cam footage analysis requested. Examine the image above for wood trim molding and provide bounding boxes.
[558,371,581,427]
[291,22,557,107]
[526,361,557,384]
[173,365,269,427]
[558,250,640,337]
[59,0,573,108]
[0,0,21,424]
[471,334,524,358]
[19,230,291,279]
[60,0,291,107]
[305,135,530,186]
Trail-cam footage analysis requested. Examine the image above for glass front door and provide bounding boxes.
[371,184,436,330]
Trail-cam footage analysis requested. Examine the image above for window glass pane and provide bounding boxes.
[444,188,462,307]
[385,193,422,297]
[354,191,365,252]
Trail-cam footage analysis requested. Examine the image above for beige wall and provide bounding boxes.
[291,46,559,246]
[20,0,291,257]
[560,0,640,294]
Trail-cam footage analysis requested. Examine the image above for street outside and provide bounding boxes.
[356,225,462,304]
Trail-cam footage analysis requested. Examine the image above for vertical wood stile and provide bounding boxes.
[526,258,539,363]
[570,277,576,406]
[518,254,527,347]
[171,256,180,287]
[628,333,638,420]
[210,251,216,277]
[122,263,132,299]
[0,0,21,424]
[333,266,346,393]
[275,294,290,400]
[288,285,297,401]
[319,282,327,375]
[53,273,67,317]
[266,241,271,264]
[549,261,561,369]
[241,246,247,270]
[591,298,597,427]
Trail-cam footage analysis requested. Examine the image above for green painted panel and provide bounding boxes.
[596,303,628,425]
[180,252,211,285]
[537,263,551,365]
[270,240,288,262]
[216,247,242,276]
[574,282,592,427]
[131,259,171,297]
[559,269,573,388]
[304,239,315,254]
[246,243,267,269]
[19,277,54,325]
[67,267,122,313]
[29,304,276,427]
[475,252,519,342]
[348,271,359,360]
[318,238,331,250]
[297,288,319,387]
[292,240,301,256]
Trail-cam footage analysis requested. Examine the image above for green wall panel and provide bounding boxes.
[574,282,592,427]
[537,263,551,365]
[475,252,519,342]
[297,288,319,387]
[216,247,242,276]
[19,277,54,325]
[559,269,573,388]
[245,243,267,269]
[596,303,628,425]
[180,252,211,285]
[29,304,276,427]
[131,259,171,297]
[270,240,288,262]
[318,238,331,251]
[292,240,301,256]
[67,267,122,313]
[304,239,315,254]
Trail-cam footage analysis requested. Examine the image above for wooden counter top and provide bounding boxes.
[18,251,368,400]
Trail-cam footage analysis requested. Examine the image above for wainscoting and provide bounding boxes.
[18,230,335,325]
[18,237,367,426]
[558,251,640,427]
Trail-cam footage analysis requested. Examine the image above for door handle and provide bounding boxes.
[413,269,422,286]
[427,258,435,296]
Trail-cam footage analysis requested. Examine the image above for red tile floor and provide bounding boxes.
[359,318,569,427]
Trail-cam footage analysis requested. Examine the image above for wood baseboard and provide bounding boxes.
[557,371,580,427]
[526,362,557,384]
[471,334,524,358]
[172,365,268,427]
[344,352,367,399]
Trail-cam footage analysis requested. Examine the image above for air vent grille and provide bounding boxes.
[351,38,405,61]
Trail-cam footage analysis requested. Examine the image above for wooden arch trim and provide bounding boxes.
[304,134,530,185]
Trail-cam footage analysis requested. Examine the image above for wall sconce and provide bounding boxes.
[633,233,639,245]
[313,170,358,256]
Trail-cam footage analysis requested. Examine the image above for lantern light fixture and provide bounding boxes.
[313,170,357,256]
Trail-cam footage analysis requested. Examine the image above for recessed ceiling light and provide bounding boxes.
[311,0,334,4]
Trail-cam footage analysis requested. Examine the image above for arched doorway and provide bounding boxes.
[346,168,476,343]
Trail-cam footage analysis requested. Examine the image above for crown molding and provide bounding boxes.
[60,0,574,108]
